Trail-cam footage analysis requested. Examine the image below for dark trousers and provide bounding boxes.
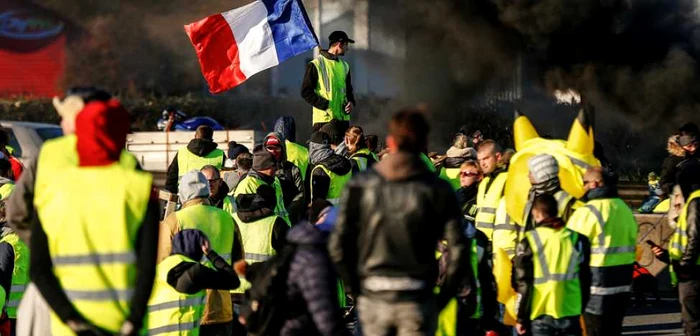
[312,121,350,134]
[583,294,629,336]
[199,321,233,336]
[679,279,700,336]
[231,296,248,336]
[531,315,581,336]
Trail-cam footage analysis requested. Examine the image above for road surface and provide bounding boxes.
[623,297,682,335]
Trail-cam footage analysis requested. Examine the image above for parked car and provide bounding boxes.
[0,121,63,166]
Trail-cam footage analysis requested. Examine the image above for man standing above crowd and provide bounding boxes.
[165,125,226,194]
[301,31,356,132]
[330,109,468,336]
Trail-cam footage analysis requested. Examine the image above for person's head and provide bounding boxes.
[195,125,214,141]
[171,229,209,262]
[53,87,112,134]
[228,143,250,165]
[471,130,483,146]
[459,161,482,188]
[502,148,516,166]
[452,133,469,150]
[236,152,253,171]
[679,122,699,135]
[527,154,560,186]
[476,140,503,174]
[252,145,277,176]
[201,165,222,198]
[583,167,605,191]
[531,194,559,225]
[365,134,379,153]
[178,171,210,203]
[328,31,354,56]
[679,131,698,154]
[648,172,659,182]
[75,98,130,167]
[345,126,366,154]
[264,134,284,162]
[386,109,429,154]
[0,156,11,180]
[274,116,296,143]
[319,121,343,148]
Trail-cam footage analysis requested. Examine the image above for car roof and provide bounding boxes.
[0,121,60,129]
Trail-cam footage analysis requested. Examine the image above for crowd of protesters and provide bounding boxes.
[0,83,696,336]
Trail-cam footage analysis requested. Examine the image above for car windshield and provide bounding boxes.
[36,127,63,141]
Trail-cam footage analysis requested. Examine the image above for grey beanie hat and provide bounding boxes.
[528,154,559,184]
[178,170,210,203]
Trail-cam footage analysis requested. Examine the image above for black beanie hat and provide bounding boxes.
[253,145,276,170]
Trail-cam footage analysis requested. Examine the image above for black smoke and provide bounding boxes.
[403,0,700,128]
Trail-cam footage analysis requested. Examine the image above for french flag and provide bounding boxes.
[185,0,318,94]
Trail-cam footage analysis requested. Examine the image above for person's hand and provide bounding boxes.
[201,239,211,255]
[118,321,136,336]
[652,246,665,257]
[516,323,527,335]
[344,102,353,113]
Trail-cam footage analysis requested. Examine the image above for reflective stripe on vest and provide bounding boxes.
[476,172,507,239]
[0,232,29,318]
[311,56,350,123]
[147,254,206,336]
[232,214,278,294]
[175,204,234,268]
[311,164,352,205]
[526,227,582,320]
[670,190,700,264]
[493,198,520,258]
[37,164,152,335]
[176,147,224,177]
[580,201,637,267]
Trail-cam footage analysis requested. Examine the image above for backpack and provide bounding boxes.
[239,244,298,336]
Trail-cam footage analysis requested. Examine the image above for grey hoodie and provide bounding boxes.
[309,142,335,166]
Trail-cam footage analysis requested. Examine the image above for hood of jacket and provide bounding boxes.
[309,142,334,165]
[264,132,288,163]
[583,186,618,202]
[187,138,219,157]
[374,151,429,181]
[286,221,328,245]
[273,116,296,143]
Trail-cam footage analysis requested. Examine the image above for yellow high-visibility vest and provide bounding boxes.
[476,172,508,239]
[230,213,277,294]
[234,175,290,225]
[526,227,582,320]
[37,164,152,335]
[670,190,700,264]
[146,254,206,336]
[0,231,29,319]
[176,147,225,177]
[286,140,309,181]
[175,204,234,267]
[310,164,351,205]
[310,56,350,124]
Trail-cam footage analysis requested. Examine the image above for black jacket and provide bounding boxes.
[167,250,240,294]
[165,139,226,194]
[513,219,591,325]
[308,155,352,202]
[301,50,355,111]
[456,184,479,221]
[329,152,469,306]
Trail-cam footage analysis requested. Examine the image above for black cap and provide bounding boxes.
[252,145,277,170]
[329,31,355,45]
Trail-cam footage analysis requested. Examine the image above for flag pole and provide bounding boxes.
[313,0,321,58]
